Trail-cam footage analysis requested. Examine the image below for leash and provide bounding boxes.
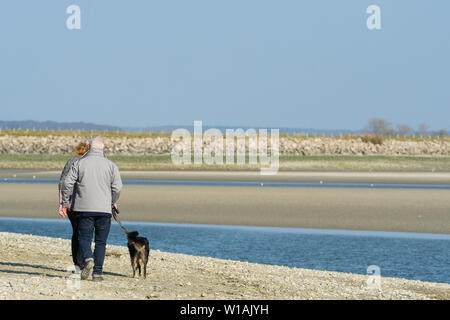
[112,206,129,234]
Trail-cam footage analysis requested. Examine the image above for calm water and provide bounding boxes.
[0,217,448,284]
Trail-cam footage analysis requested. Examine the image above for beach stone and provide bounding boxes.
[0,134,449,155]
[0,232,449,300]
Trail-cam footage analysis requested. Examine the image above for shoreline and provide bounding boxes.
[2,216,450,241]
[1,232,449,300]
[2,169,450,184]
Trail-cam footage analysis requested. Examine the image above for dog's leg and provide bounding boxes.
[143,260,147,279]
[137,263,142,277]
[131,258,136,278]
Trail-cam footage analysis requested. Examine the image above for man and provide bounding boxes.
[61,136,123,281]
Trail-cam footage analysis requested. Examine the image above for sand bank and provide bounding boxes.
[0,181,449,233]
[0,232,448,300]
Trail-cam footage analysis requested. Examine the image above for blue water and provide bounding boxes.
[0,217,448,284]
[1,178,450,189]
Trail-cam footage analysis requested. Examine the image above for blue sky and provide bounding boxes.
[0,1,449,130]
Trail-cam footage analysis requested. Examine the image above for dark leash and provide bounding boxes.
[112,206,129,234]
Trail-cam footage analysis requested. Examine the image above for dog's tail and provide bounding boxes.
[112,206,129,234]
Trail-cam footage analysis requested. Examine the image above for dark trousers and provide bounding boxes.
[78,215,111,275]
[67,211,84,269]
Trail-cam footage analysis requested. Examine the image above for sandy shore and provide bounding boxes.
[0,232,448,300]
[1,181,449,234]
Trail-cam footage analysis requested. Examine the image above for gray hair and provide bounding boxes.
[90,136,104,150]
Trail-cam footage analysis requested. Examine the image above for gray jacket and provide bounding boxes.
[59,155,79,210]
[61,149,122,214]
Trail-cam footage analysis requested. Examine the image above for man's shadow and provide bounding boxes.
[0,261,64,278]
[0,261,66,273]
[0,261,128,278]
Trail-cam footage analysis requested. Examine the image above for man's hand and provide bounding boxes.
[59,205,69,218]
[112,203,119,214]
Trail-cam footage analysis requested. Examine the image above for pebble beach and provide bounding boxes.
[1,232,448,300]
[1,134,449,155]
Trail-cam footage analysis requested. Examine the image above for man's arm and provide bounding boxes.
[111,163,123,205]
[61,161,79,209]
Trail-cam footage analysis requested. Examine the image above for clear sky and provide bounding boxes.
[0,1,449,130]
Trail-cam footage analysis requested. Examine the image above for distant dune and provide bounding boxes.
[0,120,360,136]
[0,120,122,132]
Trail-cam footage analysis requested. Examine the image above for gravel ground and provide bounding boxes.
[0,232,448,300]
[1,134,449,155]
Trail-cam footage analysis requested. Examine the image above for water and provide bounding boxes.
[1,178,450,189]
[0,217,448,284]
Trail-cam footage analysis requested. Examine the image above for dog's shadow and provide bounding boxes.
[102,271,129,278]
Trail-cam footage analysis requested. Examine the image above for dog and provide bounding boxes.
[126,231,150,279]
[112,206,150,279]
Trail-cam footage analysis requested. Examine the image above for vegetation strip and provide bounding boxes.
[0,154,449,171]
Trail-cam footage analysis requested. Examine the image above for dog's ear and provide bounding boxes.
[128,231,139,238]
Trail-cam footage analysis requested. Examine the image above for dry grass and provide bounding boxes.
[0,154,449,171]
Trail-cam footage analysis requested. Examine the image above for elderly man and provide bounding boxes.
[61,137,123,281]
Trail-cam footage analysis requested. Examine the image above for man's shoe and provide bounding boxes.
[81,259,94,280]
[92,274,104,282]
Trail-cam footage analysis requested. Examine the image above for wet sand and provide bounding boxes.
[0,182,449,234]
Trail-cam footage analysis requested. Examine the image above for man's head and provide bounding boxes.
[90,136,105,151]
